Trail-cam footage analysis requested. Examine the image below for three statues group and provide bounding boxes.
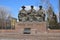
[18,6,45,22]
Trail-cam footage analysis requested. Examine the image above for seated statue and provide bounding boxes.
[36,6,45,22]
[18,6,28,22]
[28,6,36,21]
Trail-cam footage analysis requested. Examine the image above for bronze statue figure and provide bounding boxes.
[18,6,27,22]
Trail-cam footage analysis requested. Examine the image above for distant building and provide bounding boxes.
[0,17,17,29]
[10,17,17,29]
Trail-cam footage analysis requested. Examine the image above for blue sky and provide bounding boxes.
[0,0,59,19]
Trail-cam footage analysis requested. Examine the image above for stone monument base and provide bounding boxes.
[15,22,47,34]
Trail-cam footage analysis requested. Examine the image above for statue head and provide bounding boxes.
[31,6,34,9]
[22,6,26,9]
[39,6,42,10]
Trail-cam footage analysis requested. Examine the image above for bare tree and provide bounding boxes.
[0,6,11,20]
[0,6,12,29]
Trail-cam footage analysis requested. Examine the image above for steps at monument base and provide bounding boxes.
[0,33,60,40]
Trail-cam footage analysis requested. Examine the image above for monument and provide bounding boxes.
[16,5,47,40]
[18,5,47,32]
